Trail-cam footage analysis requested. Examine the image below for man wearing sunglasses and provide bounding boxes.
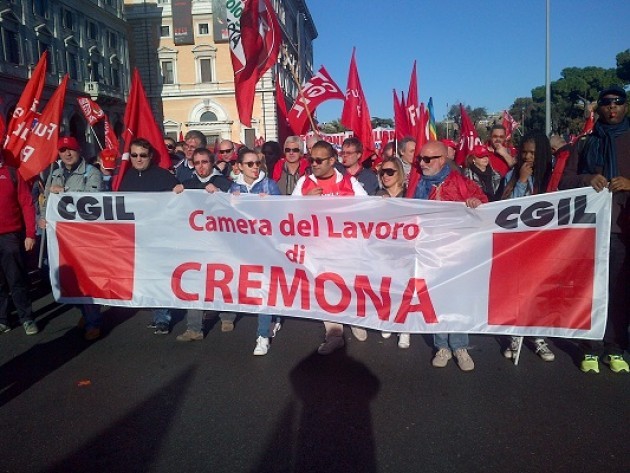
[215,139,238,179]
[271,136,309,195]
[413,141,487,372]
[175,130,207,183]
[340,137,379,195]
[560,85,630,374]
[292,140,368,354]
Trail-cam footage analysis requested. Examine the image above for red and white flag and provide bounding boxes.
[111,69,170,191]
[406,61,421,136]
[104,117,119,152]
[341,49,375,161]
[287,66,344,135]
[228,0,281,127]
[454,104,482,166]
[2,52,48,167]
[580,110,595,137]
[502,110,520,140]
[77,97,105,126]
[17,75,68,182]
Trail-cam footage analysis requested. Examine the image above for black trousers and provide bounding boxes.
[0,232,33,325]
[581,232,630,356]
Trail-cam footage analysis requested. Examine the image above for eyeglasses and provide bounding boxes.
[242,160,261,168]
[379,168,397,177]
[219,148,234,154]
[309,157,331,165]
[284,147,300,153]
[598,97,626,107]
[417,155,442,163]
[130,153,150,159]
[193,160,210,165]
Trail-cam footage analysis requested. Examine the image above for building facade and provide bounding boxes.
[0,0,131,157]
[124,0,317,146]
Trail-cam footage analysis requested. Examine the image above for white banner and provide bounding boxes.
[45,188,611,338]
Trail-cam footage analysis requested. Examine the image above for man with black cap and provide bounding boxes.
[560,85,630,374]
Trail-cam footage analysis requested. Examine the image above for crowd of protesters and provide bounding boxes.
[1,85,628,374]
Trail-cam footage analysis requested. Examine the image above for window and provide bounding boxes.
[160,25,170,37]
[198,23,209,35]
[200,111,218,122]
[33,0,47,17]
[89,60,100,81]
[62,9,74,30]
[111,62,121,89]
[67,52,79,79]
[3,29,21,65]
[199,58,212,83]
[38,41,53,72]
[87,22,98,40]
[108,32,117,49]
[161,60,174,84]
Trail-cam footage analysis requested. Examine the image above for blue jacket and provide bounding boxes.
[229,172,281,195]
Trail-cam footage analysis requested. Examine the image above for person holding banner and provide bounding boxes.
[175,130,207,183]
[463,145,503,202]
[229,148,282,355]
[413,140,487,371]
[0,156,38,336]
[292,140,369,355]
[118,137,179,335]
[38,136,104,340]
[272,136,310,195]
[560,85,630,374]
[501,132,556,362]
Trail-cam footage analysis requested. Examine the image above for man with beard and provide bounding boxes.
[340,137,378,195]
[485,124,516,177]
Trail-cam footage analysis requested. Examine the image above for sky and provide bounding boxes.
[306,0,630,123]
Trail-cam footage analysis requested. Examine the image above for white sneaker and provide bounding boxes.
[534,338,555,362]
[317,336,344,355]
[271,322,282,338]
[381,331,392,339]
[398,333,411,349]
[253,336,269,356]
[503,336,521,358]
[350,326,367,341]
[432,348,452,368]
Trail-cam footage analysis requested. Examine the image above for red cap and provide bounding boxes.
[58,136,80,152]
[99,149,118,170]
[440,139,457,150]
[471,145,489,158]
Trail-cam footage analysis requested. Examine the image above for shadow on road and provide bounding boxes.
[250,348,381,473]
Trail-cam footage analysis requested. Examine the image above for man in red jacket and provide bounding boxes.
[0,159,38,335]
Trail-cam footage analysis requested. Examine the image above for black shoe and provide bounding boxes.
[154,323,169,335]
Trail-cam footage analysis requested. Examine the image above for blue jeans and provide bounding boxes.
[80,304,101,330]
[152,308,171,325]
[434,333,468,351]
[257,314,279,338]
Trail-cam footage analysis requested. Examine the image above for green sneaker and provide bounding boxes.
[605,355,629,373]
[580,354,599,373]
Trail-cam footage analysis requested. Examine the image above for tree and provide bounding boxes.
[616,49,630,82]
[319,120,347,134]
[371,117,393,128]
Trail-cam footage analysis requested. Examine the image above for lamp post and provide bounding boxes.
[545,0,551,136]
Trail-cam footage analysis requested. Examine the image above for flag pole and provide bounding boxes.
[88,125,104,151]
[281,47,317,134]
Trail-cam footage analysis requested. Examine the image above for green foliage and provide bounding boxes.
[617,49,630,82]
[319,120,347,134]
[371,117,394,128]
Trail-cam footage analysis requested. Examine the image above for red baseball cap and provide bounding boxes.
[440,139,458,150]
[471,145,490,158]
[58,136,80,151]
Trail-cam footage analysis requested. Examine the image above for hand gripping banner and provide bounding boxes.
[45,188,611,339]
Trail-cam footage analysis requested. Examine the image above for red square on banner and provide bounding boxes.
[56,222,135,300]
[488,228,595,329]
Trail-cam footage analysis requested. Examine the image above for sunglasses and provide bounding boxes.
[309,157,331,165]
[219,148,234,154]
[417,155,442,163]
[166,144,175,150]
[193,160,210,165]
[379,168,397,177]
[242,160,261,168]
[59,147,75,153]
[130,153,150,158]
[598,97,626,107]
[284,147,300,153]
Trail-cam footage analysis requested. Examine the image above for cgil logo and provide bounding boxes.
[57,195,135,221]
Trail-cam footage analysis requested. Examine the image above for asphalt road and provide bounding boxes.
[0,282,628,473]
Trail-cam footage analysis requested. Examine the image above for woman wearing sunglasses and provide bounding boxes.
[229,149,282,355]
[376,158,412,348]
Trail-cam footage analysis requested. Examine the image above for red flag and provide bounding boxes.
[502,110,519,140]
[406,61,421,136]
[580,110,595,136]
[405,103,429,198]
[17,75,68,181]
[228,0,281,127]
[179,130,184,142]
[341,49,375,161]
[3,52,48,167]
[77,97,105,126]
[275,75,293,144]
[287,66,344,135]
[454,104,482,166]
[104,117,119,152]
[393,90,409,140]
[111,69,170,191]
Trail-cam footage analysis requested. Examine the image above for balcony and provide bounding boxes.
[84,81,124,102]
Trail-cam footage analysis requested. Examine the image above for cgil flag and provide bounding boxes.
[111,69,171,191]
[502,110,520,140]
[454,104,482,167]
[17,75,69,182]
[77,97,105,126]
[227,0,281,127]
[341,48,375,161]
